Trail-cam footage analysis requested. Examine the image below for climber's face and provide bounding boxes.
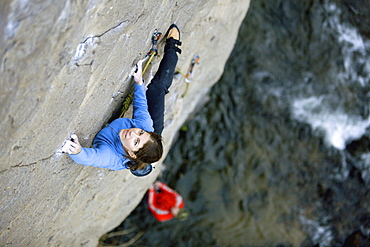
[119,128,150,158]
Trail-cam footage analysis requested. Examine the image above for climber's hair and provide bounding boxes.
[125,132,163,170]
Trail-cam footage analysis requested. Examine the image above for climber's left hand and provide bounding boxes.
[62,134,82,154]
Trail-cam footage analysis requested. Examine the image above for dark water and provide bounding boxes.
[100,0,370,246]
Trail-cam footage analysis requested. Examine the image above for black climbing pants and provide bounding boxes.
[146,43,178,135]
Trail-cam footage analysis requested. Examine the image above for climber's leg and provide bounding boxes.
[146,25,181,135]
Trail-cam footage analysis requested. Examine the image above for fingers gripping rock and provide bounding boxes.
[61,134,82,154]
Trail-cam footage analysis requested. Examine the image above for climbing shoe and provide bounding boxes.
[165,24,182,54]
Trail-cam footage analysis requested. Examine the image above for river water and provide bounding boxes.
[100,0,370,246]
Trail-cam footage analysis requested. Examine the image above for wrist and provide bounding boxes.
[135,78,144,85]
[71,146,82,155]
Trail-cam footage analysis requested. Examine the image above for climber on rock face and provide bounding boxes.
[147,181,188,222]
[61,24,182,177]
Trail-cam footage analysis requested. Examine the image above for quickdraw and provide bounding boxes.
[178,54,200,97]
[142,29,162,73]
[119,30,162,118]
[185,54,200,83]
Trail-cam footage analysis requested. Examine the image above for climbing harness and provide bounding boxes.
[119,29,162,118]
[178,54,200,97]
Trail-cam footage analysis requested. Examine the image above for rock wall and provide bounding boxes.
[0,0,250,246]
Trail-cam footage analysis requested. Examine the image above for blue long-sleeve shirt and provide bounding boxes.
[69,84,154,170]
